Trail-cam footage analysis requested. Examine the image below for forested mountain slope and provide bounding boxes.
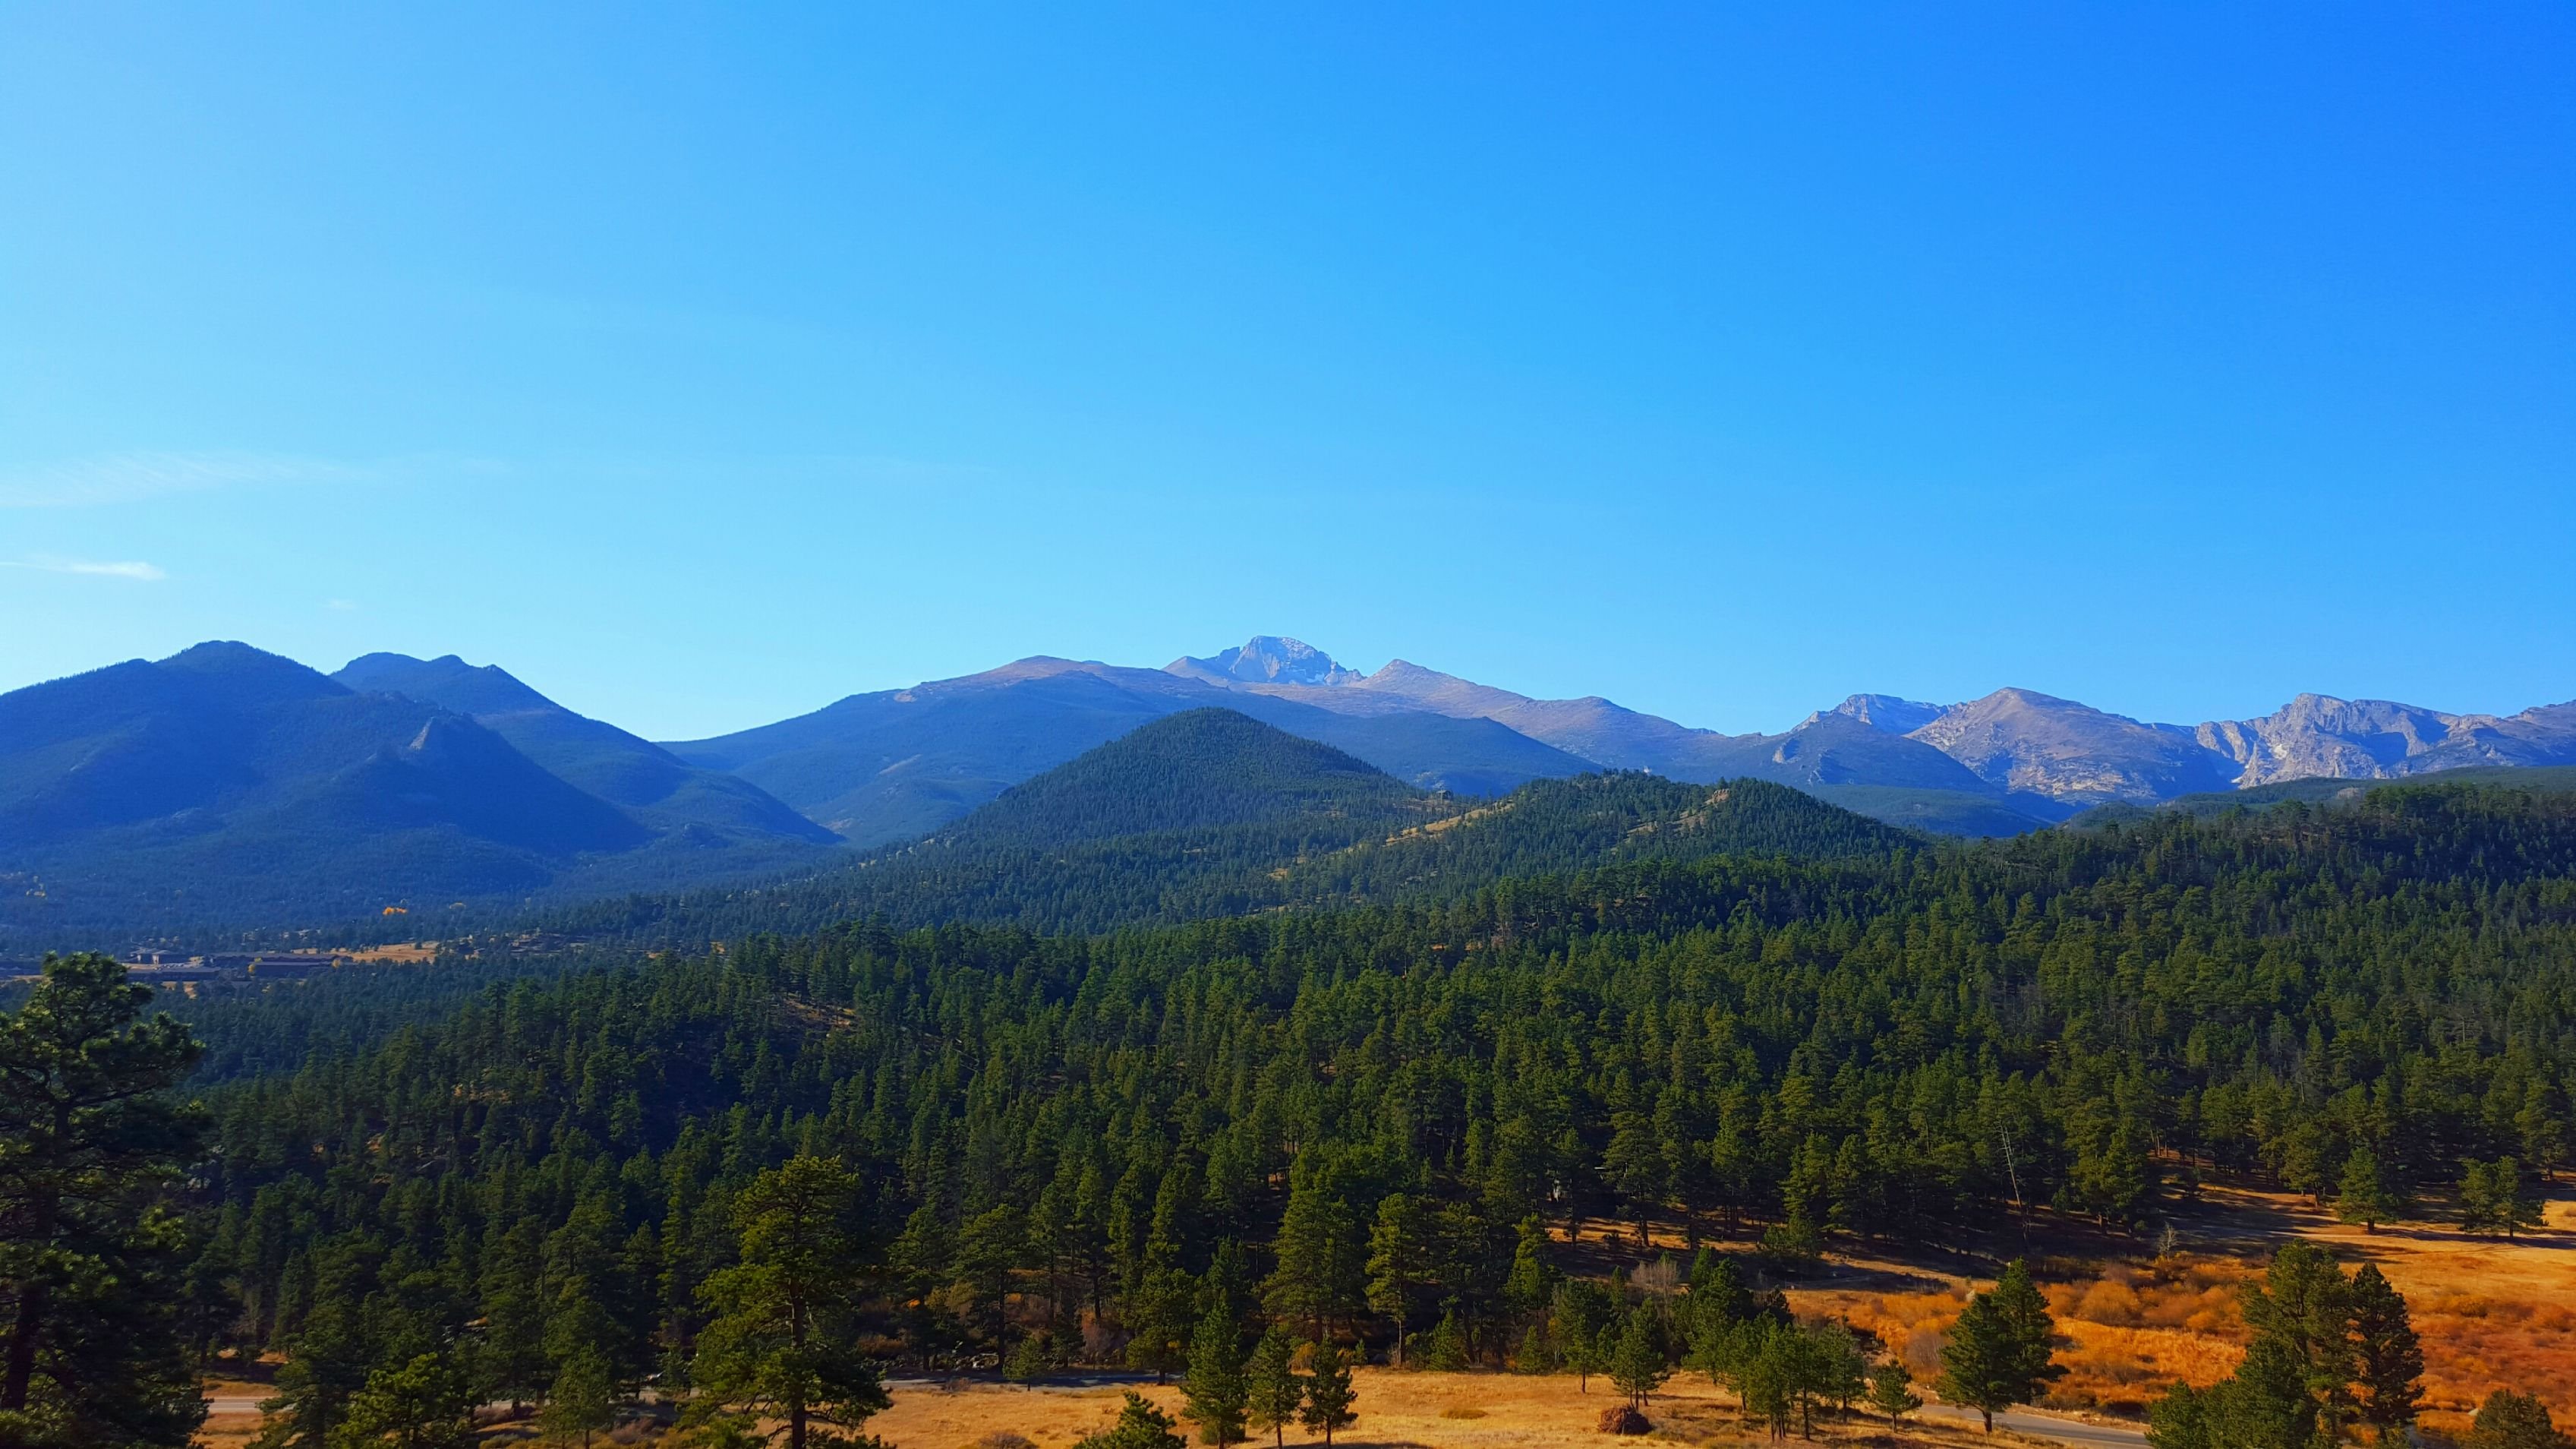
[528,711,1912,943]
[185,776,2576,1400]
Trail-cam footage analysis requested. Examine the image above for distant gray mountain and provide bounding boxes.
[1168,636,1362,687]
[1818,694,1944,734]
[1165,641,2073,833]
[664,655,1593,846]
[1160,635,2576,819]
[2196,693,2576,786]
[1827,685,2576,805]
[1903,688,2241,804]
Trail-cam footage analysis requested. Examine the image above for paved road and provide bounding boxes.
[1919,1401,2150,1447]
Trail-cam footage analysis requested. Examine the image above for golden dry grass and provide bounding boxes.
[1791,1182,2576,1435]
[866,1368,2051,1449]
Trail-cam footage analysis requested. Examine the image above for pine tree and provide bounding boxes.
[2465,1390,2572,1449]
[685,1155,889,1449]
[0,953,207,1449]
[952,1204,1023,1347]
[2347,1264,2423,1442]
[1363,1193,1428,1368]
[2469,1157,2546,1238]
[1077,1391,1190,1449]
[1243,1327,1302,1448]
[1299,1340,1357,1446]
[1610,1311,1670,1413]
[2240,1243,2358,1445]
[1182,1305,1247,1447]
[476,1220,551,1414]
[1811,1324,1870,1419]
[2146,1381,2212,1449]
[1424,1309,1468,1372]
[1502,1215,1561,1328]
[1938,1260,2062,1432]
[543,1345,617,1448]
[1553,1279,1616,1393]
[1127,1264,1197,1383]
[1868,1360,1922,1428]
[2216,1334,2318,1449]
[2495,1158,2543,1239]
[335,1350,478,1449]
[1726,1321,1796,1440]
[254,1236,380,1449]
[2335,1148,2399,1232]
[1262,1160,1364,1343]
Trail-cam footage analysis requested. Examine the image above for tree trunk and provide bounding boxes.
[2,1280,42,1413]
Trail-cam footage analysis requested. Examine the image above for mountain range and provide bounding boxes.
[3,632,2570,939]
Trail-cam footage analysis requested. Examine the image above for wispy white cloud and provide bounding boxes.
[0,450,371,507]
[2,555,167,580]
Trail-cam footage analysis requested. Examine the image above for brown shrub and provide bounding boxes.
[1597,1404,1653,1435]
[2073,1278,2145,1327]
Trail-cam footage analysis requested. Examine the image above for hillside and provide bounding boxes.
[529,711,1912,944]
[335,652,834,841]
[664,655,1591,845]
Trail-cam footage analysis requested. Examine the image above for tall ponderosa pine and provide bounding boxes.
[685,1155,889,1449]
[1938,1259,2062,1432]
[1362,1193,1428,1368]
[0,953,206,1449]
[1553,1279,1617,1393]
[542,1345,616,1448]
[2347,1264,2423,1442]
[1261,1161,1365,1343]
[2240,1243,2359,1445]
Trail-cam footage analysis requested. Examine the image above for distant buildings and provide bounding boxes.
[2,949,377,990]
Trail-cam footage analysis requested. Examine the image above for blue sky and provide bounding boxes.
[4,5,2569,740]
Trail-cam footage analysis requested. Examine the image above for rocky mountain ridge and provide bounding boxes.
[1168,636,2576,809]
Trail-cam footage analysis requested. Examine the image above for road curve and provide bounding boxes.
[1919,1401,2151,1447]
